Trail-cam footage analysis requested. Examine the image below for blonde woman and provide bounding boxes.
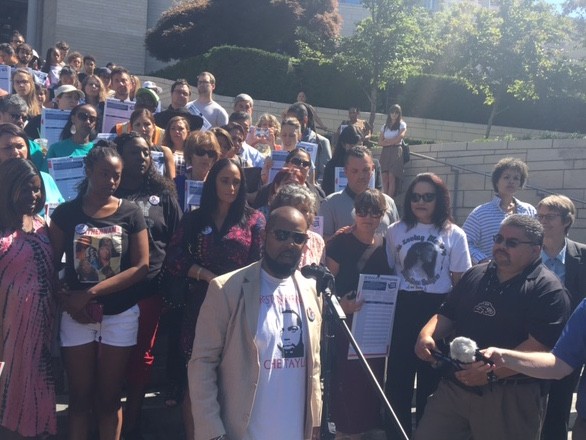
[11,68,41,117]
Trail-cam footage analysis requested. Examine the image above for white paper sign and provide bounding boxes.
[349,274,399,359]
[102,99,135,133]
[311,216,323,236]
[184,179,204,212]
[334,167,375,192]
[96,133,117,142]
[47,156,85,201]
[271,150,290,170]
[186,103,212,131]
[41,109,70,147]
[151,151,165,176]
[0,65,10,92]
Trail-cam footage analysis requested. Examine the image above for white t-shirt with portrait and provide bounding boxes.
[386,221,471,294]
[245,269,307,440]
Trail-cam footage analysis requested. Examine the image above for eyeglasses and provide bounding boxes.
[536,213,561,222]
[271,229,308,245]
[194,148,218,159]
[12,39,24,45]
[410,193,436,203]
[9,113,28,122]
[355,208,384,218]
[493,234,538,248]
[197,81,211,85]
[289,157,311,168]
[14,79,29,86]
[86,82,100,88]
[77,112,97,124]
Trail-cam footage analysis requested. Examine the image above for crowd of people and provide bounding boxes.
[1,32,585,440]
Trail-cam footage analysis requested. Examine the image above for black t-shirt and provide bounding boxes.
[52,197,147,315]
[440,260,571,350]
[115,188,182,284]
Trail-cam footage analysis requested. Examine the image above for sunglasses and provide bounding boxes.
[493,234,537,248]
[355,208,384,218]
[272,229,308,245]
[194,148,218,159]
[289,157,311,168]
[77,112,97,124]
[410,193,436,203]
[9,113,28,122]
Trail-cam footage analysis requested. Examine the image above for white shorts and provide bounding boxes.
[60,305,140,347]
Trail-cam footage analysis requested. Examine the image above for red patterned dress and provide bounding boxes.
[163,207,265,360]
[0,216,57,437]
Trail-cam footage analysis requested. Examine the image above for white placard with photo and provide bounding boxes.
[102,99,135,133]
[185,180,204,212]
[47,156,85,201]
[0,65,10,92]
[349,274,399,359]
[41,109,71,147]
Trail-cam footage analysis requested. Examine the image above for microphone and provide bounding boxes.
[301,263,332,280]
[450,337,494,366]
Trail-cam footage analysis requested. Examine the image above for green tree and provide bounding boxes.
[335,0,434,127]
[432,0,574,137]
[145,0,341,61]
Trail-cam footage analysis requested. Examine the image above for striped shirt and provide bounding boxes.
[462,195,537,264]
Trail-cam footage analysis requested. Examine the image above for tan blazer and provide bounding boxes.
[188,261,323,440]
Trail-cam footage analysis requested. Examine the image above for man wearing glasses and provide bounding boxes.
[189,206,323,440]
[413,214,570,440]
[187,71,229,127]
[536,194,586,440]
[319,145,398,240]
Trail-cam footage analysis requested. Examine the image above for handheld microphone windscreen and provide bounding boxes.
[450,337,478,364]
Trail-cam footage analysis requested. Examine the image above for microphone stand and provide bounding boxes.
[307,266,408,440]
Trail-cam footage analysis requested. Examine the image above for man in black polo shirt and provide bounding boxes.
[413,214,570,440]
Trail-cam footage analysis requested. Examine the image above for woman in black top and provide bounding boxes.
[113,132,183,438]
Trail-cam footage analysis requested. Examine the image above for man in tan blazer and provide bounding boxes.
[188,206,323,440]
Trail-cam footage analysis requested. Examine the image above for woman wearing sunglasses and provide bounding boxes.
[322,124,382,196]
[46,103,97,159]
[325,188,392,438]
[384,173,471,437]
[463,157,536,264]
[162,158,265,439]
[252,148,325,212]
[175,131,222,212]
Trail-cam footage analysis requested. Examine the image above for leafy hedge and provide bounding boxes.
[152,46,586,133]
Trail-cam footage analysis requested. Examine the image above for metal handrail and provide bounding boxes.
[409,150,586,206]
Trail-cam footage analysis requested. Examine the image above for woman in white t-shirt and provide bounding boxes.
[379,104,406,197]
[384,172,471,437]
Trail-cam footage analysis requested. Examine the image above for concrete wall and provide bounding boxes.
[401,139,586,243]
[40,0,149,74]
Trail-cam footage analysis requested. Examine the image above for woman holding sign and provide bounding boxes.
[46,103,97,159]
[162,158,264,439]
[174,130,221,212]
[384,173,471,437]
[325,188,392,438]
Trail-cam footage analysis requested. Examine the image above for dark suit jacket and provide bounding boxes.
[564,239,586,309]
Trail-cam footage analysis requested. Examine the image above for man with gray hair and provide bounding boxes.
[0,94,44,170]
[233,93,254,116]
[413,214,570,440]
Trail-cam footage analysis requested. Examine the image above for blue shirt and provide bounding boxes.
[541,241,567,283]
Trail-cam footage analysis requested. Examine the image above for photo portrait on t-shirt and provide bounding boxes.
[278,309,304,358]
